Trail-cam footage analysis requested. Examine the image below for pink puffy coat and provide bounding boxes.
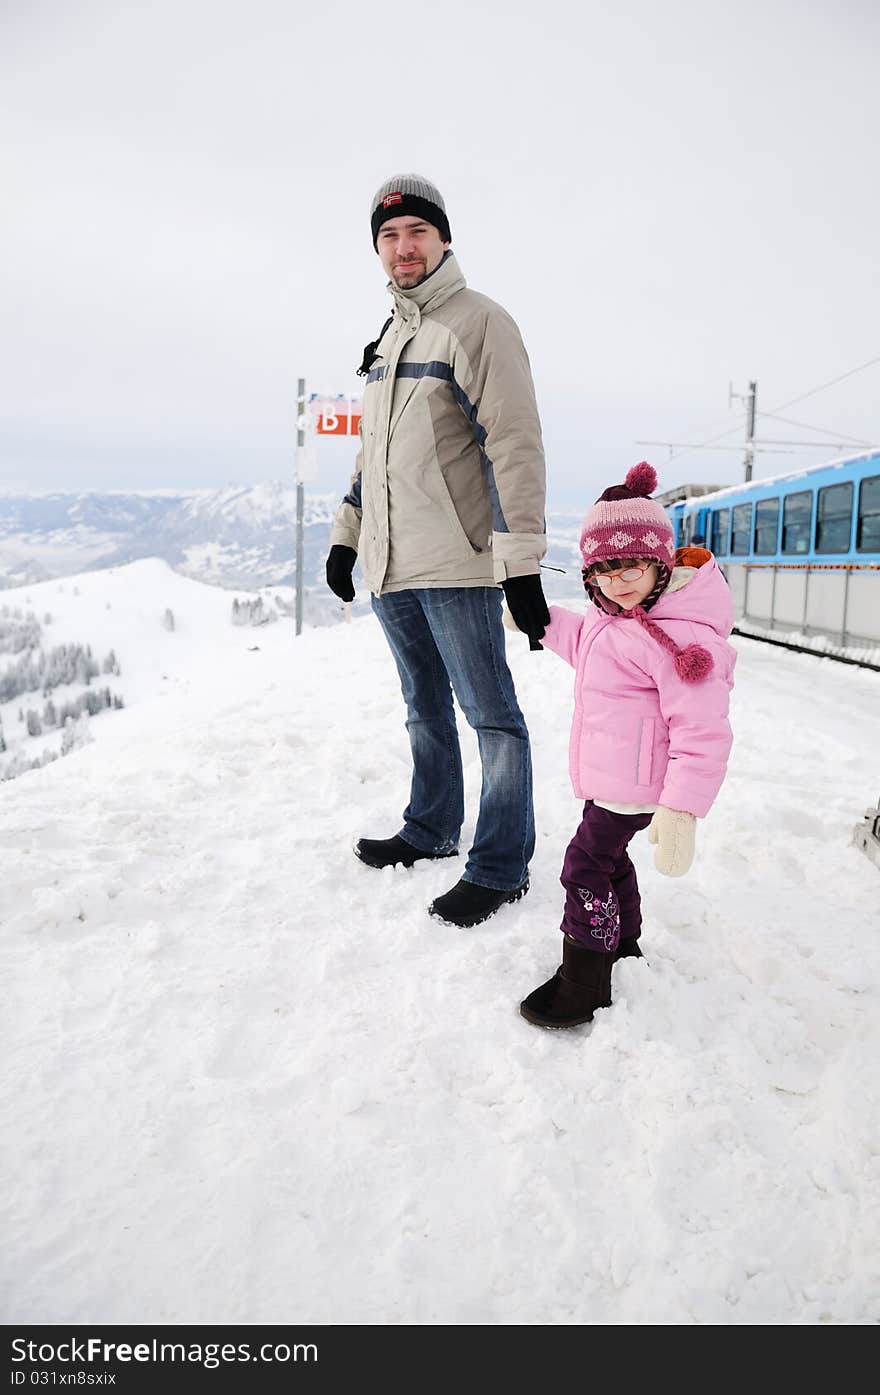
[541,554,736,817]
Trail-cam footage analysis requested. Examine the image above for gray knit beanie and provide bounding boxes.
[370,174,451,250]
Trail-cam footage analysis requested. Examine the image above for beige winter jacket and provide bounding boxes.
[329,252,547,594]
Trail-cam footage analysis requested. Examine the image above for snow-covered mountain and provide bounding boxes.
[0,483,341,593]
[0,484,587,611]
[2,556,879,1323]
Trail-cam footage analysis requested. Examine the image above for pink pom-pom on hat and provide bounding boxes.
[579,460,675,571]
[625,461,657,496]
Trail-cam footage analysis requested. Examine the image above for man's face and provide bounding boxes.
[376,216,450,289]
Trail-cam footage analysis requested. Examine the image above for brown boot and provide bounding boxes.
[520,935,613,1029]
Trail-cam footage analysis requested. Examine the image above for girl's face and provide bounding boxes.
[590,560,658,610]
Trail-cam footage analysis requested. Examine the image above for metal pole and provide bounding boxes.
[295,376,305,637]
[744,380,757,483]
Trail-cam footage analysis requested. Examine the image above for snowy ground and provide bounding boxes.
[2,562,879,1324]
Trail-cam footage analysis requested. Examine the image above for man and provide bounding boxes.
[326,174,548,928]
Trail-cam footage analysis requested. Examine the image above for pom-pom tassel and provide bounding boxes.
[674,643,714,682]
[624,461,658,496]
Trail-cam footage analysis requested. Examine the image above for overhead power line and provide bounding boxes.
[637,353,879,478]
[759,411,873,447]
[640,415,746,466]
[766,354,880,415]
[637,441,793,453]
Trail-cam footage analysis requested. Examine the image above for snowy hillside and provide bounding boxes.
[0,559,301,781]
[2,562,879,1324]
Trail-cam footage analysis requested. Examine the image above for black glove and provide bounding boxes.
[326,544,357,602]
[501,574,550,651]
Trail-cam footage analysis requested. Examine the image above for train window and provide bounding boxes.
[731,503,752,555]
[754,498,780,555]
[682,513,695,544]
[816,482,854,554]
[856,475,880,552]
[781,490,812,554]
[710,509,729,555]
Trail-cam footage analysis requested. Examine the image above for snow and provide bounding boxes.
[2,562,879,1324]
[732,620,880,671]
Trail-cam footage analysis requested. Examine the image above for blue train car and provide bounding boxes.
[667,499,686,546]
[666,451,880,653]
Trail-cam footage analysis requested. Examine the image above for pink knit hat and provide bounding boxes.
[580,461,714,684]
[579,461,675,571]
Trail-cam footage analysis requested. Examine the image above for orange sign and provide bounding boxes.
[310,395,362,436]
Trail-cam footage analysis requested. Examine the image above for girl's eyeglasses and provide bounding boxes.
[589,566,651,587]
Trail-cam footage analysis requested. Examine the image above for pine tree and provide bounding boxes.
[163,608,175,632]
[26,710,42,737]
[61,712,91,756]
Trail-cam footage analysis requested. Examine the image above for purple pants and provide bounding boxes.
[560,801,654,953]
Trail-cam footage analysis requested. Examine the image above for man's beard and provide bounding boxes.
[393,260,426,287]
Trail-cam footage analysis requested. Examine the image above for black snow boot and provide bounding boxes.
[428,877,529,928]
[614,936,643,961]
[520,935,613,1028]
[354,835,458,870]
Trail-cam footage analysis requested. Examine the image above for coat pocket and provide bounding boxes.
[637,718,655,786]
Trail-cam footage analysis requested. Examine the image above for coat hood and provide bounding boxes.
[648,549,734,640]
[617,549,733,683]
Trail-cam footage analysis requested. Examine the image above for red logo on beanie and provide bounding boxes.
[382,192,403,208]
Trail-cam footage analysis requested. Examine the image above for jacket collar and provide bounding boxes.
[388,250,466,320]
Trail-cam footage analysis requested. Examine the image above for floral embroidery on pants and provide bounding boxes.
[577,887,621,951]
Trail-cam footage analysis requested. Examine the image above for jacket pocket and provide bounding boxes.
[431,463,482,556]
[637,718,654,786]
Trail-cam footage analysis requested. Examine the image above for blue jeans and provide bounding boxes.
[371,586,534,891]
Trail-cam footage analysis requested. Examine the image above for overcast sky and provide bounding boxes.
[2,0,878,507]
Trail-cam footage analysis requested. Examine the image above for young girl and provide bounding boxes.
[511,462,736,1029]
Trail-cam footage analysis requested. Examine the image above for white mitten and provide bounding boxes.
[648,806,696,877]
[502,605,523,633]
